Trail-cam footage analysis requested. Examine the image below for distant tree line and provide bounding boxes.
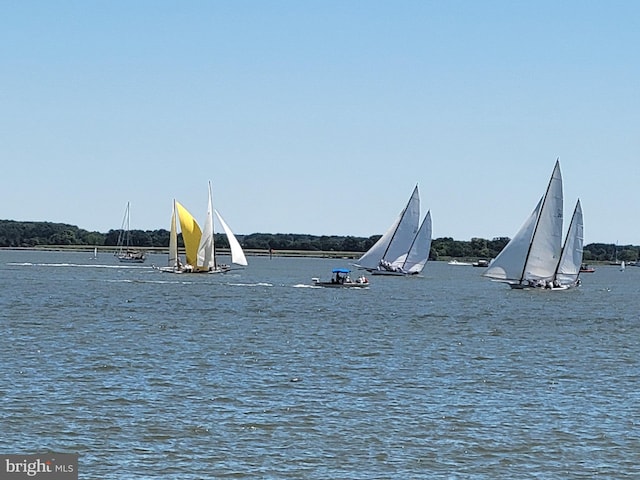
[0,220,637,262]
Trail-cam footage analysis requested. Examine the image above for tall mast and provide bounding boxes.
[381,184,418,261]
[517,159,561,285]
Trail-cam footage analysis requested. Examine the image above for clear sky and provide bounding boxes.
[2,1,638,244]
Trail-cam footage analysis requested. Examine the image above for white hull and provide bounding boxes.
[153,264,231,274]
[312,279,370,288]
[312,281,370,288]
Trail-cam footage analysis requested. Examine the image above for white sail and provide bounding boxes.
[403,210,432,274]
[387,186,420,267]
[555,199,583,286]
[168,200,178,268]
[524,160,563,281]
[215,209,248,266]
[483,160,565,285]
[356,215,401,269]
[356,185,420,270]
[115,201,131,258]
[483,198,541,282]
[197,181,215,269]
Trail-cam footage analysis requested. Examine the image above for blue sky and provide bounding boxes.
[2,1,638,244]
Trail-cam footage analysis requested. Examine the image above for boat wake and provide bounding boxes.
[7,262,148,269]
[103,278,192,285]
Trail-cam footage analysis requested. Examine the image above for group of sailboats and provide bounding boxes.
[482,160,584,290]
[155,181,248,274]
[354,185,432,276]
[109,161,585,291]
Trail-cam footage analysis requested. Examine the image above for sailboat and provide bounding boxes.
[156,182,248,274]
[354,185,432,276]
[115,202,146,263]
[482,160,583,289]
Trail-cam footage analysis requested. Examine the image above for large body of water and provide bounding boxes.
[1,249,638,479]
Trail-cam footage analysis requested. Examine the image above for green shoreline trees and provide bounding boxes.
[0,219,637,263]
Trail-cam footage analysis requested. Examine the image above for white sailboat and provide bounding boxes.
[156,182,247,274]
[483,160,583,289]
[115,202,146,263]
[355,185,432,276]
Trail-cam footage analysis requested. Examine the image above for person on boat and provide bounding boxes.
[379,259,391,271]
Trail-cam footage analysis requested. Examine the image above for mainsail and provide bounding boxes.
[168,200,178,269]
[196,182,215,271]
[356,185,421,270]
[524,160,563,281]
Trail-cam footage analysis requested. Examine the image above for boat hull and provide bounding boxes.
[370,269,419,276]
[312,281,369,288]
[118,256,146,264]
[153,265,230,274]
[508,282,577,291]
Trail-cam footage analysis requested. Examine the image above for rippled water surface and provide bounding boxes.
[1,250,639,479]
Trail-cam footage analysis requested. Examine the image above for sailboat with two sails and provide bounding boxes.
[482,160,584,290]
[354,185,432,276]
[155,182,248,274]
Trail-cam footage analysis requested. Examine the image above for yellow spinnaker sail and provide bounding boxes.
[175,201,202,267]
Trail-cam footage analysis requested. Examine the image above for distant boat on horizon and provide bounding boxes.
[115,202,146,263]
